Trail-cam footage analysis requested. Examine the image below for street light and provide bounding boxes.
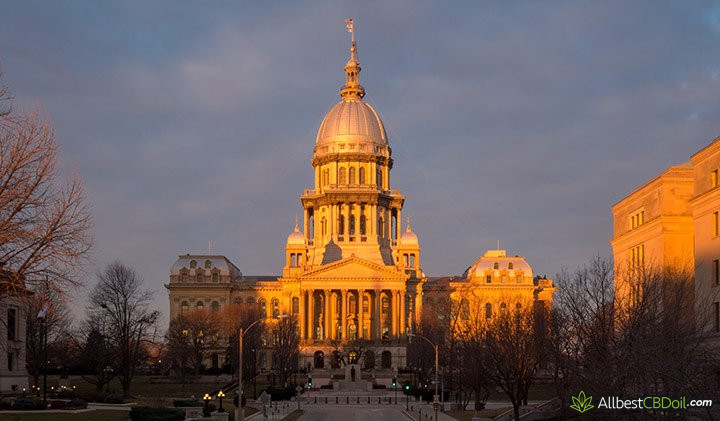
[203,393,212,417]
[103,366,114,393]
[236,314,289,421]
[409,333,439,421]
[217,390,225,412]
[36,307,48,405]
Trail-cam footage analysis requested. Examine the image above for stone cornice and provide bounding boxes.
[312,153,394,169]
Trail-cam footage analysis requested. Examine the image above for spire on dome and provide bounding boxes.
[406,215,412,232]
[340,18,365,99]
[294,214,300,231]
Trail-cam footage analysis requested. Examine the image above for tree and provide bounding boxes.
[483,303,547,421]
[222,304,264,386]
[272,315,300,387]
[24,284,72,386]
[0,72,92,297]
[79,325,116,392]
[88,262,158,396]
[166,309,220,375]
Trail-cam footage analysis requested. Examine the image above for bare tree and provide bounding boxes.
[0,72,92,297]
[222,303,264,385]
[88,262,158,396]
[24,284,72,386]
[79,324,116,392]
[272,315,300,387]
[166,309,220,375]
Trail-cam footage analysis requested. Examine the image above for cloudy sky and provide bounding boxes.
[2,1,719,320]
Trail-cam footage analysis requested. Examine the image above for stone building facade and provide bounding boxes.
[166,32,555,372]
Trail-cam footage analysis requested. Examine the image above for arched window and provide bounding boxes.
[508,262,514,269]
[381,351,392,369]
[246,297,256,304]
[485,303,492,319]
[516,303,522,310]
[211,301,220,312]
[234,297,242,305]
[409,254,415,267]
[292,297,299,315]
[493,262,499,270]
[500,303,507,312]
[322,169,329,186]
[359,167,366,184]
[378,216,384,238]
[190,260,197,269]
[181,301,189,314]
[271,298,280,319]
[486,275,492,284]
[349,295,357,314]
[338,212,345,235]
[382,296,390,317]
[291,254,297,267]
[321,217,326,236]
[364,350,375,370]
[339,167,347,184]
[196,272,204,283]
[314,351,324,369]
[460,299,470,320]
[349,212,355,235]
[376,170,382,188]
[360,215,366,236]
[349,167,356,184]
[204,260,212,269]
[196,301,205,311]
[259,299,267,316]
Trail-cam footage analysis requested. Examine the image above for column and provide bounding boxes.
[304,209,309,242]
[374,289,381,340]
[415,291,422,328]
[330,204,335,242]
[344,203,350,241]
[391,290,398,337]
[397,208,402,241]
[341,289,347,340]
[358,290,365,339]
[369,205,376,237]
[324,289,331,341]
[299,289,305,340]
[308,290,315,340]
[400,291,406,335]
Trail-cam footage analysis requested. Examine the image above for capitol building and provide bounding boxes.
[165,30,555,373]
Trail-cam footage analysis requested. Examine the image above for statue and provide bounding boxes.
[350,366,356,382]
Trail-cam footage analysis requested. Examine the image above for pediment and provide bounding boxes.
[300,256,406,281]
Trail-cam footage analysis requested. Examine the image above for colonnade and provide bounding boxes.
[298,288,412,342]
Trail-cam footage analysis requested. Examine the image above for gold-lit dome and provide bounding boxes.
[316,99,387,146]
[315,32,388,149]
[286,217,305,247]
[400,217,419,246]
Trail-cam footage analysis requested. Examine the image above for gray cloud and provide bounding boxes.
[2,0,719,321]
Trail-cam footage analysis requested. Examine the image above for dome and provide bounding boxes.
[400,218,419,246]
[286,218,305,247]
[466,249,533,280]
[316,98,388,147]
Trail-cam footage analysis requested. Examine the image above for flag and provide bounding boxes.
[345,18,353,33]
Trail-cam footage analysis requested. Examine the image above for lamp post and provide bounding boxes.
[36,307,48,405]
[217,390,225,412]
[409,333,439,421]
[236,314,288,421]
[103,366,114,394]
[203,393,212,417]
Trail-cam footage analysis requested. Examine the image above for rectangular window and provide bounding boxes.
[7,352,13,371]
[7,308,16,341]
[715,302,720,333]
[629,209,645,230]
[486,275,491,284]
[714,260,720,286]
[713,170,718,188]
[715,212,719,237]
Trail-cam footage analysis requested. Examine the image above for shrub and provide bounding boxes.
[57,389,75,399]
[103,394,124,404]
[129,406,186,421]
[50,400,67,409]
[77,391,106,403]
[172,399,202,407]
[67,399,88,409]
[0,400,12,410]
[265,386,295,401]
[11,398,44,410]
[372,384,386,389]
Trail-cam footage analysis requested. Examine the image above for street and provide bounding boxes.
[297,405,411,421]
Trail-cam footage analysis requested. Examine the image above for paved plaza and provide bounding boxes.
[297,405,411,421]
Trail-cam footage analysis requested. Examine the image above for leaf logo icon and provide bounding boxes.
[570,391,594,413]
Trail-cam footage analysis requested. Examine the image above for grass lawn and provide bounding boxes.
[447,407,512,421]
[0,409,130,421]
[30,375,274,400]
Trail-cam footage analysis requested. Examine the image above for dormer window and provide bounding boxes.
[508,262,513,270]
[190,260,197,269]
[212,273,219,283]
[493,262,499,270]
[204,260,212,269]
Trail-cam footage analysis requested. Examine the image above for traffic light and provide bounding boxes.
[307,376,312,389]
[392,377,397,388]
[403,382,412,394]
